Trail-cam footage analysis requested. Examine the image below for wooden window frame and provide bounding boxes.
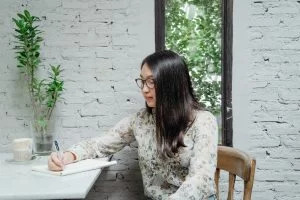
[154,0,233,146]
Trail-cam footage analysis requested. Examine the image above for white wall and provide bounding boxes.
[233,0,300,199]
[0,0,154,199]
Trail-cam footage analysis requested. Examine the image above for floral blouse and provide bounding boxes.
[68,108,218,200]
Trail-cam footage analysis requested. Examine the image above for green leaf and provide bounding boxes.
[24,10,31,19]
[17,13,26,20]
[36,36,43,42]
[12,18,19,25]
[12,18,23,29]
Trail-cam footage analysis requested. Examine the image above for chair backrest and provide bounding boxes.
[215,146,256,200]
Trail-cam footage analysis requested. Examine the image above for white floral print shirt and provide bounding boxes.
[68,108,218,200]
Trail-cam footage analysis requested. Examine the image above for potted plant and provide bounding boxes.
[13,10,64,155]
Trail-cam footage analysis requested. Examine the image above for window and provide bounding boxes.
[155,0,233,146]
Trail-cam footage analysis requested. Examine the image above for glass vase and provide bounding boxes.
[31,118,55,155]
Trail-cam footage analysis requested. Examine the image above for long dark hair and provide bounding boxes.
[141,50,202,158]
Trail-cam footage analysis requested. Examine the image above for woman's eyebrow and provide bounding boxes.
[140,74,154,79]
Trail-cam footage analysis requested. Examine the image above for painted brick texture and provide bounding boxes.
[0,0,154,199]
[233,1,300,200]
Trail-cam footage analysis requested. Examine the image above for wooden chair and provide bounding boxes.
[215,146,256,200]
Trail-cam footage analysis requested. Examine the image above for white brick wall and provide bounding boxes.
[3,0,299,199]
[0,0,154,199]
[233,0,300,200]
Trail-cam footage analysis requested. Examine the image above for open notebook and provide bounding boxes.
[32,158,117,176]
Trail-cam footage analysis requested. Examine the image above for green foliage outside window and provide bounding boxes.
[166,0,221,114]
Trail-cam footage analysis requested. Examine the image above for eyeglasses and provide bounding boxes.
[135,78,155,89]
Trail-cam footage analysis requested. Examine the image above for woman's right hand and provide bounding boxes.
[48,151,76,171]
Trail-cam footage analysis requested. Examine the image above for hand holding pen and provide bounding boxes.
[48,141,76,171]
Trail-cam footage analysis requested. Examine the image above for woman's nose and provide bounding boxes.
[142,83,149,93]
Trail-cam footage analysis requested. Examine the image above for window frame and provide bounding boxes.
[154,0,233,146]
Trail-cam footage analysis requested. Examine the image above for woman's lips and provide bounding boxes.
[145,97,153,101]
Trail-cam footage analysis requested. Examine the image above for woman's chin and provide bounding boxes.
[146,101,155,108]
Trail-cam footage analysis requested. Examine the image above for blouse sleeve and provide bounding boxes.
[168,111,218,200]
[67,113,136,161]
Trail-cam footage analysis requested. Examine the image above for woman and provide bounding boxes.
[48,50,218,200]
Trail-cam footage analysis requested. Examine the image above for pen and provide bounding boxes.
[54,140,64,169]
[108,154,113,161]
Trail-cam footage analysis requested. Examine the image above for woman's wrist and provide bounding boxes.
[63,151,76,164]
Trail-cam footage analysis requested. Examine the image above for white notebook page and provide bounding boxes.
[32,159,117,176]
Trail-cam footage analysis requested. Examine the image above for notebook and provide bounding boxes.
[32,158,117,176]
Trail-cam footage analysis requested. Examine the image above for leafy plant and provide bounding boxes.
[13,10,63,129]
[166,0,221,114]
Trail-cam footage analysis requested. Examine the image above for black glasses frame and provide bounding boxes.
[135,78,155,89]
